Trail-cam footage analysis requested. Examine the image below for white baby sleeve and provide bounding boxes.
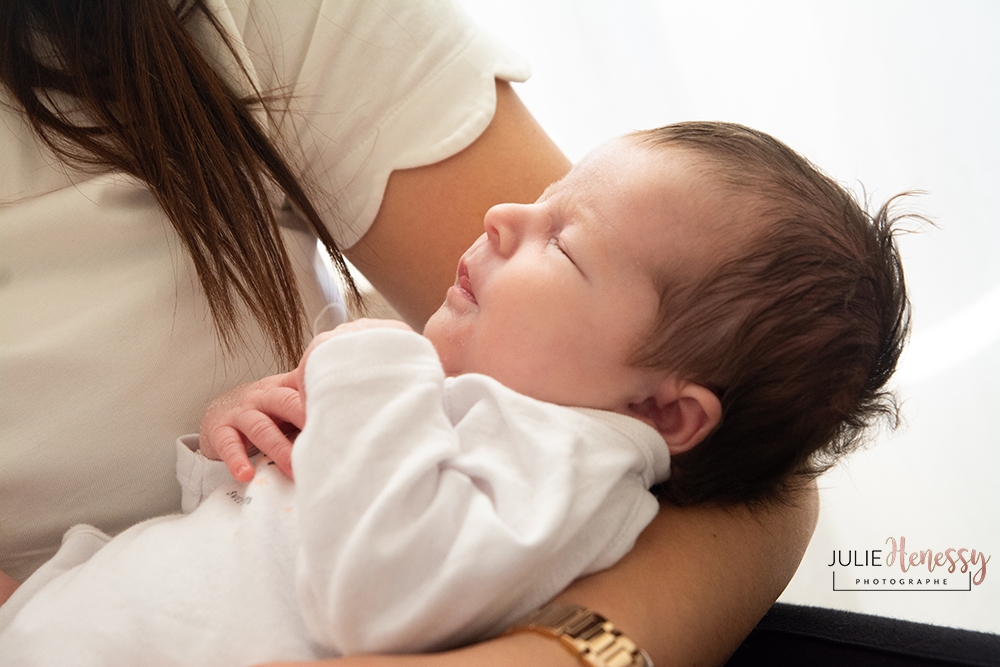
[292,329,664,655]
[174,434,236,514]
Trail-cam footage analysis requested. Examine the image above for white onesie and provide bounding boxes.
[0,330,670,666]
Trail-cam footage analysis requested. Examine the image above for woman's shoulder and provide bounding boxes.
[212,0,531,247]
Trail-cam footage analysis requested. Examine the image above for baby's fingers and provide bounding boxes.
[257,386,306,431]
[203,425,256,482]
[233,410,296,480]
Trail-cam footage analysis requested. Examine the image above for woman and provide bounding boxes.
[0,1,816,664]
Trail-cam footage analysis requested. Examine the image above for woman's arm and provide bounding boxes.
[303,81,819,666]
[0,569,19,606]
[256,486,818,667]
[549,487,819,665]
[344,80,571,329]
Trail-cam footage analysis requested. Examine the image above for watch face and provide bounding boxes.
[506,604,652,667]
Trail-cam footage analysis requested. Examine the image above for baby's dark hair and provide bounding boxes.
[630,121,911,506]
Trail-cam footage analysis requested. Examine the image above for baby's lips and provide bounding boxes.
[458,261,477,303]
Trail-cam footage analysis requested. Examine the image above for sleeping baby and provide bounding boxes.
[0,121,910,666]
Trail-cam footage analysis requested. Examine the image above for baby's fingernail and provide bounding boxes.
[237,464,253,478]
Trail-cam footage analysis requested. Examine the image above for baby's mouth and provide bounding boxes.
[457,261,477,304]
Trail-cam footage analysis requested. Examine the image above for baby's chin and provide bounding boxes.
[421,317,465,378]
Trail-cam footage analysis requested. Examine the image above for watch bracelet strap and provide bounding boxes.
[503,603,653,667]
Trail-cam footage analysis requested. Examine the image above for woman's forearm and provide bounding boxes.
[552,485,819,666]
[258,486,818,667]
[256,633,576,667]
[0,569,19,606]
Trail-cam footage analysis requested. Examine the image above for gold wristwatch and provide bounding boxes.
[504,603,653,667]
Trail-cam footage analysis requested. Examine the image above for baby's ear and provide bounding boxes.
[628,380,721,455]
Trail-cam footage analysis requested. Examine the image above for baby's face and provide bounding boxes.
[424,138,724,413]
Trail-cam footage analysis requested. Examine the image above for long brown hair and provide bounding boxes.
[0,0,360,369]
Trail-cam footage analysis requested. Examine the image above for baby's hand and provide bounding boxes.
[199,371,303,481]
[202,320,411,482]
[292,319,413,397]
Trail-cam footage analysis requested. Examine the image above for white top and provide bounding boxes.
[0,330,670,666]
[0,0,529,581]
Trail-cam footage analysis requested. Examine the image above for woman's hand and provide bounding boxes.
[199,371,304,481]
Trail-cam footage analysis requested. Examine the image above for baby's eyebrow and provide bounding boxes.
[537,180,562,202]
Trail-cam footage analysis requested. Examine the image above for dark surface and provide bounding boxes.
[724,603,1000,667]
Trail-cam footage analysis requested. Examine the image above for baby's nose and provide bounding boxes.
[483,203,530,256]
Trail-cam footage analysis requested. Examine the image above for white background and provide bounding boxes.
[455,0,1000,634]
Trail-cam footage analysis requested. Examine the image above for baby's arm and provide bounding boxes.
[198,319,412,481]
[289,319,414,399]
[0,570,19,606]
[293,328,659,654]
